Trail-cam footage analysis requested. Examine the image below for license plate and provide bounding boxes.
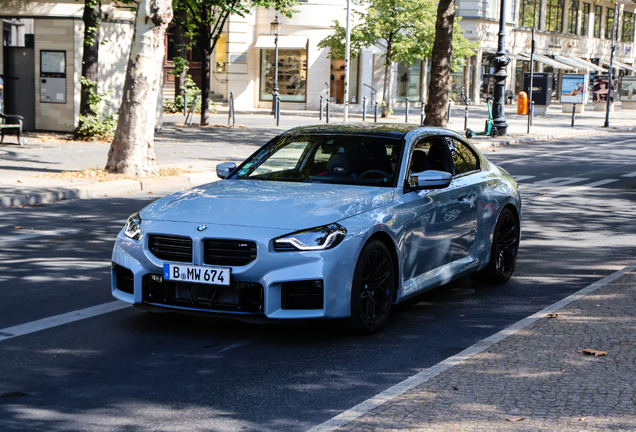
[163,263,230,286]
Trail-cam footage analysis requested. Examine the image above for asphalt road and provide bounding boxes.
[0,133,635,431]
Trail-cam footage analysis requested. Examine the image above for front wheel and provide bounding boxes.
[490,126,499,138]
[472,208,519,284]
[347,239,395,334]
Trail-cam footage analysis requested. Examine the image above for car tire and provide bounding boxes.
[471,207,519,284]
[346,239,395,334]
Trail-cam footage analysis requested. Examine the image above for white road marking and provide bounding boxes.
[534,177,589,186]
[621,171,636,178]
[536,178,619,200]
[0,228,81,245]
[308,261,636,432]
[512,175,535,182]
[0,301,131,343]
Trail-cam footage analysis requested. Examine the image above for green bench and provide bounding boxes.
[0,112,24,146]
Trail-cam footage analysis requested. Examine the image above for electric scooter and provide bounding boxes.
[465,97,498,139]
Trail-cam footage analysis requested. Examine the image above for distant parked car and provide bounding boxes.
[111,124,521,333]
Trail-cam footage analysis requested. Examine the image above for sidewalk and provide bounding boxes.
[326,264,636,432]
[1,101,636,207]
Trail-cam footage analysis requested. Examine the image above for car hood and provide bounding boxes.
[140,180,394,230]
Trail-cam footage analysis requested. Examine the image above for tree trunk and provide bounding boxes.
[75,0,101,139]
[381,41,393,118]
[105,0,173,176]
[423,0,455,127]
[174,9,188,100]
[200,28,212,126]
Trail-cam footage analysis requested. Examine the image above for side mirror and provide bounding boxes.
[216,162,237,179]
[410,170,452,190]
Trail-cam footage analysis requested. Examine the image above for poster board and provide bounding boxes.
[619,76,636,102]
[560,74,587,104]
[592,75,615,103]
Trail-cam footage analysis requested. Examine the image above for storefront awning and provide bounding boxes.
[254,35,308,49]
[601,58,636,73]
[518,52,575,70]
[567,57,608,73]
[551,55,603,72]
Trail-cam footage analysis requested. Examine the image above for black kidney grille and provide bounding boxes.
[148,235,193,263]
[204,239,257,266]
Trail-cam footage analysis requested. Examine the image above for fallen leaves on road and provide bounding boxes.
[36,167,200,183]
[579,349,608,357]
[14,226,22,229]
[547,313,558,318]
[507,417,525,422]
[579,416,587,421]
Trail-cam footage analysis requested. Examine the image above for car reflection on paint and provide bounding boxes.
[111,124,521,334]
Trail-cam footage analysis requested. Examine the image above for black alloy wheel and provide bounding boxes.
[348,239,395,334]
[473,207,519,284]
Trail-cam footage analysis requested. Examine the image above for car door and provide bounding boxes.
[442,136,480,262]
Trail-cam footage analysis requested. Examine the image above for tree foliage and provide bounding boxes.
[317,0,477,116]
[171,0,298,125]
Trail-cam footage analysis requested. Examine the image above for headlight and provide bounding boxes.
[124,212,141,240]
[274,223,346,251]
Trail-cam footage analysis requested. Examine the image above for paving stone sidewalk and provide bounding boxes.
[335,269,636,432]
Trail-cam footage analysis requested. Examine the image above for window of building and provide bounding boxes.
[260,48,307,102]
[594,5,602,38]
[520,0,541,28]
[622,11,634,42]
[581,3,590,36]
[330,57,359,104]
[568,1,579,34]
[605,8,615,39]
[546,0,563,32]
[594,6,602,38]
[397,60,422,102]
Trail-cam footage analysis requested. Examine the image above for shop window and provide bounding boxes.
[622,11,634,42]
[329,57,359,104]
[545,0,563,32]
[568,1,579,34]
[594,5,602,38]
[581,3,590,36]
[449,67,465,101]
[260,48,307,102]
[519,0,541,28]
[605,8,615,39]
[397,61,422,102]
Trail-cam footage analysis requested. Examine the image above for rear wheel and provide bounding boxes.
[347,240,395,334]
[472,208,519,284]
[490,126,499,138]
[466,129,474,139]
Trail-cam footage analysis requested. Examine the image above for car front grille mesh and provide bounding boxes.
[148,235,193,263]
[204,239,257,266]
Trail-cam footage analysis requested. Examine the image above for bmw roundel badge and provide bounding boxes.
[197,225,208,232]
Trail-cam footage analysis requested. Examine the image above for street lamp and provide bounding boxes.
[604,7,617,128]
[492,0,510,136]
[270,14,280,116]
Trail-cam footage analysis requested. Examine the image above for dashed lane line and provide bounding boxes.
[621,171,636,178]
[308,261,636,432]
[0,302,131,343]
[535,178,620,200]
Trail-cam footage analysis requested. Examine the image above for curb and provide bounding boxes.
[0,173,218,208]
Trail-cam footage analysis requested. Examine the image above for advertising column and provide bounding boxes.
[560,74,587,113]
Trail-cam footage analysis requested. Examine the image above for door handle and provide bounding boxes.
[457,195,468,202]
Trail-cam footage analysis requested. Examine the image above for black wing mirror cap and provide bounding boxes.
[216,162,237,179]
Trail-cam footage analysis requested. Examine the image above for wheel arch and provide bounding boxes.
[366,231,401,303]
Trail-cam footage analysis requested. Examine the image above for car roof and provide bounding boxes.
[282,123,436,139]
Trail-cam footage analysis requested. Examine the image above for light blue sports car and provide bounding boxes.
[112,124,521,333]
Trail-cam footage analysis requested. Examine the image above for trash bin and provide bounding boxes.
[517,91,528,115]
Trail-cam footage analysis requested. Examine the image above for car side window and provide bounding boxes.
[406,137,453,186]
[447,138,479,176]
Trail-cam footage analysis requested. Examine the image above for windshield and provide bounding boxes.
[231,134,404,187]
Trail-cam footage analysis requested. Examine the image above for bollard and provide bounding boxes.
[276,96,280,126]
[530,101,534,127]
[447,101,452,122]
[464,105,468,131]
[405,97,410,123]
[363,96,367,121]
[228,92,235,127]
[319,95,324,121]
[571,103,576,127]
[326,99,330,124]
[421,101,425,125]
[184,93,188,117]
[374,102,378,123]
